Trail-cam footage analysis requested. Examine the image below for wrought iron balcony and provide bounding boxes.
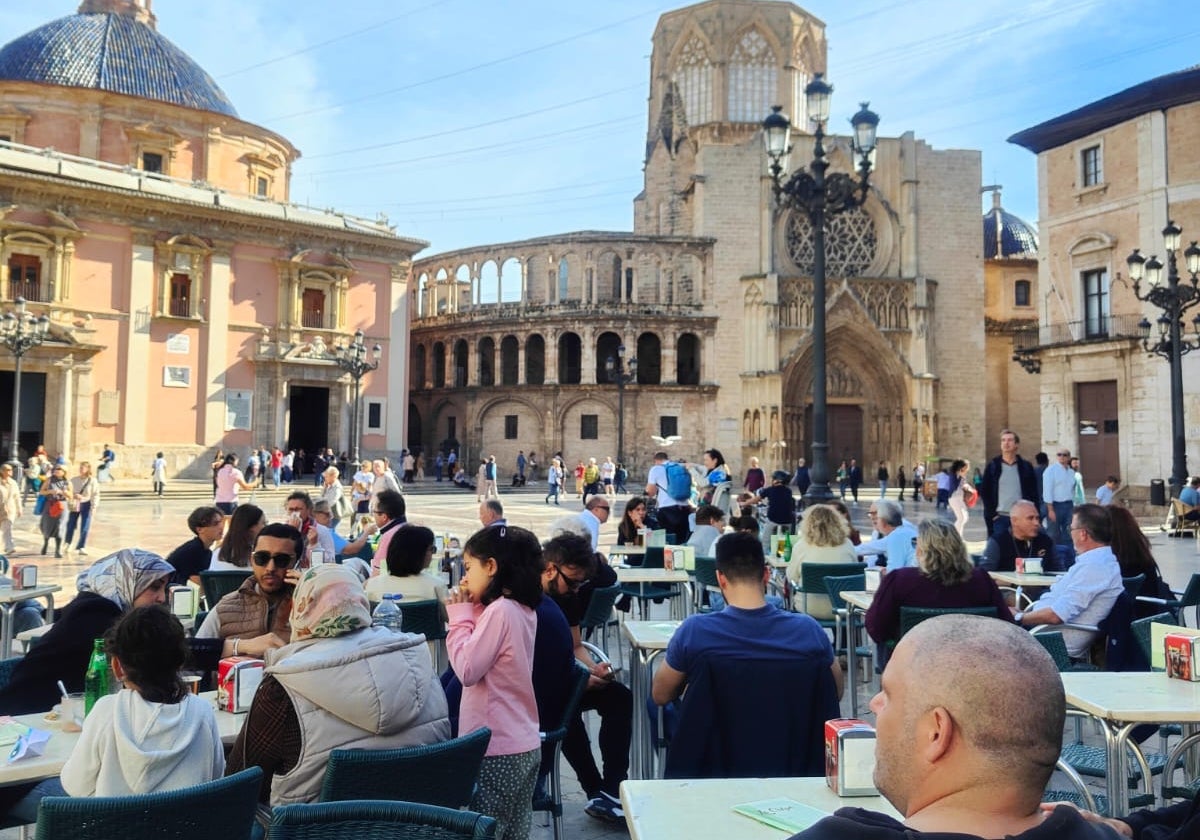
[1011,313,1144,373]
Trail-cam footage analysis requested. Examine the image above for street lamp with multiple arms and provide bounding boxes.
[762,74,879,503]
[1126,222,1200,499]
[0,298,49,470]
[334,329,382,464]
[605,345,637,468]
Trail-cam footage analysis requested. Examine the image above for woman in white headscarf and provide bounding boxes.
[0,548,173,715]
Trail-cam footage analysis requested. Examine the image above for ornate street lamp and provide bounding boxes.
[605,345,637,468]
[0,298,49,472]
[334,329,382,464]
[1126,223,1200,499]
[762,75,879,503]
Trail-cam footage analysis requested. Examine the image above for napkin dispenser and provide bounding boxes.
[11,564,36,590]
[169,584,197,620]
[863,567,881,593]
[825,718,878,796]
[217,656,264,713]
[1165,634,1200,681]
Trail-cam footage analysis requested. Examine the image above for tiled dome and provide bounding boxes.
[983,191,1038,258]
[0,11,237,117]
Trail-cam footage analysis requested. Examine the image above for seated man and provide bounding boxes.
[1179,475,1200,521]
[855,499,917,569]
[1094,475,1120,506]
[979,499,1058,572]
[652,532,842,765]
[687,504,726,557]
[195,523,300,659]
[227,564,449,805]
[164,506,225,586]
[792,614,1116,840]
[283,490,337,565]
[739,470,797,533]
[1012,503,1123,660]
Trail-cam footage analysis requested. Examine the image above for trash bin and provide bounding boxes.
[1150,479,1166,507]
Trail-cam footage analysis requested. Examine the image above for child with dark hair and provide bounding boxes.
[446,525,544,839]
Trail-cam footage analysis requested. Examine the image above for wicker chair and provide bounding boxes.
[34,767,261,840]
[319,727,491,809]
[266,801,496,840]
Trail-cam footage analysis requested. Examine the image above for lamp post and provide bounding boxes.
[605,345,637,468]
[1125,222,1200,499]
[334,329,382,464]
[762,75,879,504]
[0,298,49,472]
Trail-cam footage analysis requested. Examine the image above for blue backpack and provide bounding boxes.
[664,461,693,502]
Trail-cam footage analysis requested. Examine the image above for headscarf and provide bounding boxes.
[75,548,174,611]
[289,563,371,640]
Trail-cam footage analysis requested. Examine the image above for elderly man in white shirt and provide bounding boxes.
[1013,503,1123,659]
[854,499,917,569]
[580,495,611,550]
[1042,448,1077,546]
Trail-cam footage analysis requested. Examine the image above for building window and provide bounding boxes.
[660,416,678,438]
[301,288,325,329]
[581,414,598,440]
[7,254,41,301]
[558,257,570,302]
[727,29,777,123]
[168,272,191,317]
[1082,269,1109,338]
[504,415,518,440]
[1014,279,1031,307]
[364,399,385,433]
[672,36,713,125]
[141,152,164,174]
[447,416,457,442]
[433,343,446,388]
[256,177,269,197]
[1081,145,1102,187]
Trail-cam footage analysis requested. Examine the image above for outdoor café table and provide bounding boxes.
[987,571,1060,609]
[623,619,680,779]
[0,697,242,787]
[615,567,693,619]
[1061,671,1200,817]
[604,545,646,562]
[839,590,874,718]
[620,776,900,839]
[0,585,60,659]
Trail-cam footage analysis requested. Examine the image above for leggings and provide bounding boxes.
[472,748,539,840]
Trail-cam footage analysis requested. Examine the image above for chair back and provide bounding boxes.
[579,583,621,633]
[1032,631,1073,672]
[199,569,252,609]
[267,801,496,840]
[663,655,839,780]
[1130,612,1176,667]
[533,663,592,833]
[898,605,999,638]
[1099,589,1149,671]
[319,727,491,809]
[822,574,867,612]
[642,546,666,569]
[34,767,261,840]
[692,557,720,591]
[1171,572,1200,626]
[1121,574,1146,600]
[399,599,446,642]
[799,562,863,621]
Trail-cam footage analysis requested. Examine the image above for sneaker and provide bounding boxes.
[584,791,624,824]
[76,548,87,556]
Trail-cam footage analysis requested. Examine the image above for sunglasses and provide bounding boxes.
[251,551,295,568]
[555,566,587,592]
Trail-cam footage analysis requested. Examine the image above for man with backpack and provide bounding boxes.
[645,451,693,545]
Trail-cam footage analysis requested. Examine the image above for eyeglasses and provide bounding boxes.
[595,505,611,512]
[555,566,587,592]
[251,551,296,568]
[1058,453,1070,458]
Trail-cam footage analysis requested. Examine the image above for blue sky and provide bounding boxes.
[7,1,1200,257]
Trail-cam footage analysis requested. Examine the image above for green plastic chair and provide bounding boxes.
[319,727,491,808]
[1121,574,1146,600]
[398,598,448,671]
[533,663,591,840]
[199,569,252,609]
[618,546,682,617]
[897,605,1000,638]
[691,557,721,613]
[266,801,496,840]
[35,767,261,840]
[798,562,865,628]
[579,583,623,667]
[1138,572,1200,627]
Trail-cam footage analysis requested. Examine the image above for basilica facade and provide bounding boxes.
[411,0,987,478]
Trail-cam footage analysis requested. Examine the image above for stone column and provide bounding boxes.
[202,251,231,444]
[120,238,154,444]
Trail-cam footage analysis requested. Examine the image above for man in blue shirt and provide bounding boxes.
[1180,476,1200,510]
[855,499,917,569]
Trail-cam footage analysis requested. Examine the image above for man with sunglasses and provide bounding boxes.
[580,495,610,550]
[196,523,301,659]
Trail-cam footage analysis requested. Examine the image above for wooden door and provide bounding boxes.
[1075,381,1119,489]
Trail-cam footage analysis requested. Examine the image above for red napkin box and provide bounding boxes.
[1165,634,1200,681]
[10,564,36,589]
[217,656,264,712]
[825,718,877,796]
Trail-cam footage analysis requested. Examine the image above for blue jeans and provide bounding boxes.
[545,483,560,504]
[8,777,65,823]
[1048,501,1074,546]
[65,501,92,549]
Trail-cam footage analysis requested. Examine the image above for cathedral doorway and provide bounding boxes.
[803,404,863,465]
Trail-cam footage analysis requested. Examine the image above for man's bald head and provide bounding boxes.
[1009,500,1042,540]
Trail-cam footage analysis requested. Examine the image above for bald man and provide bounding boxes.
[790,614,1114,840]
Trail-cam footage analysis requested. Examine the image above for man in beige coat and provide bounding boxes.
[0,463,22,554]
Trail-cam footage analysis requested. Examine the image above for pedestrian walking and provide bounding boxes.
[150,452,166,496]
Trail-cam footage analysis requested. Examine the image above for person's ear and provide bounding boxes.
[921,706,956,765]
[483,557,499,578]
[111,657,127,682]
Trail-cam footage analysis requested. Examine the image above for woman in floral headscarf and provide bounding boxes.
[0,548,173,715]
[226,563,450,806]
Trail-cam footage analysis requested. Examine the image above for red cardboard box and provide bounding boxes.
[217,656,264,712]
[1165,634,1200,681]
[824,718,877,796]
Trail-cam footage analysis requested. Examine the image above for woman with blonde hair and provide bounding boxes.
[786,504,859,615]
[864,518,1009,647]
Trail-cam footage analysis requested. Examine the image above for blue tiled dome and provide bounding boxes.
[0,12,237,117]
[983,204,1038,259]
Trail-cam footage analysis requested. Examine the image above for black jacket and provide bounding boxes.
[1122,789,1200,840]
[979,454,1041,519]
[791,805,1124,840]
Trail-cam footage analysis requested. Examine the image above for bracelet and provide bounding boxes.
[232,638,240,656]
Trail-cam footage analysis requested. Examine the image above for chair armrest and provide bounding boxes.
[1029,622,1100,635]
[580,640,612,666]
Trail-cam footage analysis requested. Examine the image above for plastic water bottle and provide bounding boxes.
[84,638,109,716]
[371,594,403,632]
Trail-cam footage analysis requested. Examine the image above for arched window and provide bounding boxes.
[1014,279,1031,307]
[558,257,570,302]
[558,332,582,384]
[727,29,777,123]
[526,334,546,385]
[453,339,468,388]
[677,333,700,385]
[432,342,446,389]
[637,333,662,385]
[500,335,519,385]
[595,331,622,384]
[478,337,495,386]
[672,36,713,125]
[412,344,426,390]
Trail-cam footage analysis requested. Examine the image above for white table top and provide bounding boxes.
[840,590,874,611]
[622,620,681,651]
[988,572,1061,588]
[616,568,691,584]
[0,692,245,786]
[621,776,899,840]
[605,545,646,556]
[1062,672,1200,723]
[0,585,61,604]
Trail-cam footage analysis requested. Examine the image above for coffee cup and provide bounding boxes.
[181,675,201,695]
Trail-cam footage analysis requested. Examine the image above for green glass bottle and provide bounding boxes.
[84,638,109,716]
[783,532,794,561]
